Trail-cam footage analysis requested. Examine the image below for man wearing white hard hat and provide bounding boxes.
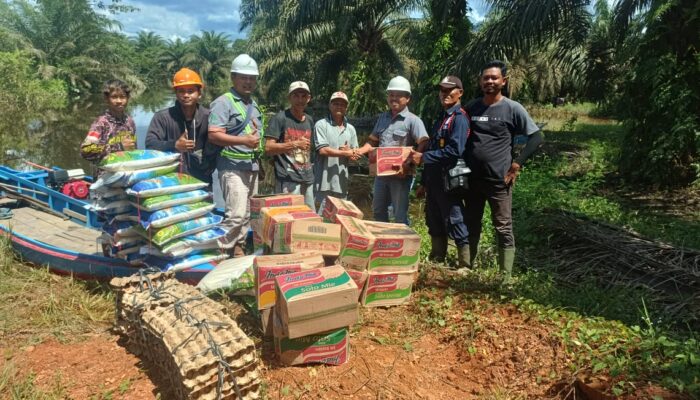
[313,91,361,210]
[265,81,315,210]
[208,54,264,257]
[360,76,428,225]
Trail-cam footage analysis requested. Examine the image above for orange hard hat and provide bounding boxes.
[172,68,204,88]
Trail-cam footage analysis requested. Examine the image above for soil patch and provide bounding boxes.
[3,333,158,399]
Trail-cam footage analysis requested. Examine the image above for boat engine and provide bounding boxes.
[47,169,90,199]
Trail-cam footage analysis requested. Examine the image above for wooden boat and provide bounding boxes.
[0,165,214,284]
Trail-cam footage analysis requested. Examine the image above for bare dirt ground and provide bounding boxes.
[2,274,689,400]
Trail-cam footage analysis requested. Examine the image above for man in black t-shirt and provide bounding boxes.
[265,81,316,210]
[465,60,543,283]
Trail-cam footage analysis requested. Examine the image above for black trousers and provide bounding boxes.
[464,178,514,249]
[424,171,469,247]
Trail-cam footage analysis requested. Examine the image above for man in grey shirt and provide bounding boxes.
[207,54,264,257]
[313,91,361,210]
[465,60,543,282]
[359,76,429,224]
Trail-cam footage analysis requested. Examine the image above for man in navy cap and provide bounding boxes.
[408,75,470,270]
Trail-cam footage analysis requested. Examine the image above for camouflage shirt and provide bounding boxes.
[80,110,136,163]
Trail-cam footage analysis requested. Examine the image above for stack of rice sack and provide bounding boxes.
[91,150,227,272]
[91,150,181,262]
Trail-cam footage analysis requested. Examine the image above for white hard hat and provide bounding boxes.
[231,54,259,76]
[386,76,411,94]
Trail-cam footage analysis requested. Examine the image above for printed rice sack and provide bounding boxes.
[156,227,228,257]
[135,214,223,247]
[139,202,215,230]
[126,173,207,198]
[131,190,210,212]
[98,150,180,172]
[91,162,179,190]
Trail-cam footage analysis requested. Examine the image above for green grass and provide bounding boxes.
[0,362,69,399]
[0,237,114,345]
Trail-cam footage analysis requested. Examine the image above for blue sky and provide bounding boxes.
[115,0,492,40]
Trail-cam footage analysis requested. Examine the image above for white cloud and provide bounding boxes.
[114,0,245,40]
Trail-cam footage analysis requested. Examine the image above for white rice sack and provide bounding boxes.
[102,220,139,239]
[100,232,144,248]
[139,201,215,230]
[98,150,180,172]
[167,251,228,272]
[92,199,134,215]
[93,162,180,190]
[131,190,210,212]
[126,173,207,198]
[134,214,223,247]
[108,212,139,223]
[196,255,255,295]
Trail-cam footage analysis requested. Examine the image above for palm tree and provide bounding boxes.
[241,0,421,114]
[189,31,233,91]
[159,38,195,76]
[0,0,142,97]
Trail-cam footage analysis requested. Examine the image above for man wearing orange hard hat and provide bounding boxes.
[146,67,214,183]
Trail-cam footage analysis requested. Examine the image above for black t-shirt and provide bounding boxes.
[465,97,539,181]
[266,109,315,184]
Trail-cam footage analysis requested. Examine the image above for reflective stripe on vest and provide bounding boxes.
[221,92,265,161]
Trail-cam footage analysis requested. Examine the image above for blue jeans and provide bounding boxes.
[276,180,316,212]
[372,176,412,225]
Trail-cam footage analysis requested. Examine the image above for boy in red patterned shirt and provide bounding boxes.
[80,79,136,163]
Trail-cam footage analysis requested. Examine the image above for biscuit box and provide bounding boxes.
[261,308,273,337]
[364,221,421,273]
[361,271,416,307]
[369,147,414,176]
[250,194,305,220]
[272,220,342,256]
[260,205,320,246]
[321,196,364,223]
[336,215,376,271]
[254,252,325,310]
[274,265,358,339]
[344,268,368,301]
[272,311,349,366]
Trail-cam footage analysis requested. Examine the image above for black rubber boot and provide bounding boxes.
[429,236,448,263]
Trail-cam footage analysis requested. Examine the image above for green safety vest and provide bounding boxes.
[220,92,265,161]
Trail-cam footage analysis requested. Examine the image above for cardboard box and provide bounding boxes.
[260,205,320,246]
[261,308,274,337]
[250,194,305,220]
[254,252,325,310]
[272,220,342,256]
[273,312,349,366]
[369,147,414,176]
[365,221,421,273]
[345,268,368,301]
[321,196,363,223]
[274,265,358,338]
[337,215,376,271]
[361,271,416,307]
